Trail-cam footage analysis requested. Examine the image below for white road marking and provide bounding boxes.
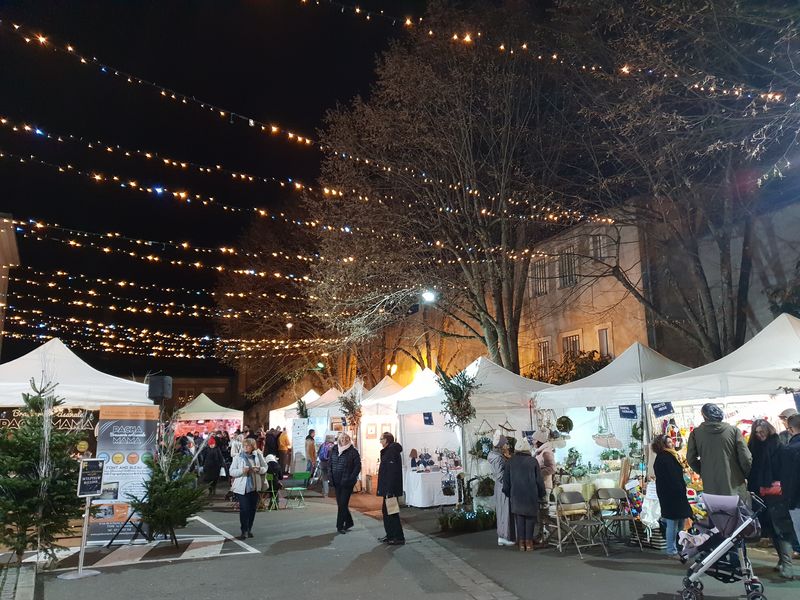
[188,515,259,553]
[180,536,225,560]
[92,541,159,567]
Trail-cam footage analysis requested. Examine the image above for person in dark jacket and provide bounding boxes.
[199,436,225,496]
[782,414,800,552]
[377,432,405,545]
[748,419,795,579]
[265,428,279,457]
[651,434,692,557]
[502,438,545,552]
[330,433,361,534]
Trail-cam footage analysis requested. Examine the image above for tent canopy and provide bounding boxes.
[361,376,403,416]
[537,342,688,409]
[0,338,151,408]
[463,357,553,410]
[644,313,800,403]
[305,387,346,418]
[392,369,445,415]
[177,393,243,422]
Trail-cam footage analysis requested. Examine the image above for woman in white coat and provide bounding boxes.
[230,437,267,540]
[488,431,515,546]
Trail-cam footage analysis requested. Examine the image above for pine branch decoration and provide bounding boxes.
[436,366,479,429]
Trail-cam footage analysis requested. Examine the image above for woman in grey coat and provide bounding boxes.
[503,437,546,552]
[487,432,515,546]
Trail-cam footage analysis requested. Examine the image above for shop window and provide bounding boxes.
[558,246,578,288]
[532,259,548,296]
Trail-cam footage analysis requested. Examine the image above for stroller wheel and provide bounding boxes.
[680,588,702,600]
[682,578,703,592]
[747,581,764,594]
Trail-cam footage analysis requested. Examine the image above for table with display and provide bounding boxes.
[403,469,460,508]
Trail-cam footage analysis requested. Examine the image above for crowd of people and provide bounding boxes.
[177,403,800,573]
[649,404,800,579]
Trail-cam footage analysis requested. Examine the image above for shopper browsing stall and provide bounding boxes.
[488,432,514,547]
[651,434,692,558]
[502,438,545,552]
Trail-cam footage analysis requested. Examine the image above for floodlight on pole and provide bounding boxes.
[421,289,436,303]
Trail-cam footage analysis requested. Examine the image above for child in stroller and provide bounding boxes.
[678,493,766,600]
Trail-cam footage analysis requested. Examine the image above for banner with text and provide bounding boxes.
[88,405,159,544]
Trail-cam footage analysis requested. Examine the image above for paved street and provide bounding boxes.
[39,495,800,600]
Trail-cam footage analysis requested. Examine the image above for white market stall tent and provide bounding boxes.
[268,388,319,431]
[0,338,150,409]
[644,313,800,403]
[359,376,404,484]
[174,393,243,436]
[460,357,553,477]
[534,342,689,465]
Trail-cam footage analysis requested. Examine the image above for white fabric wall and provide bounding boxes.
[398,412,460,469]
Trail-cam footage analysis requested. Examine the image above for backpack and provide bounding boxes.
[319,442,332,461]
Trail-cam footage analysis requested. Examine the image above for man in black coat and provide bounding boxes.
[782,414,800,547]
[377,432,405,545]
[330,433,361,534]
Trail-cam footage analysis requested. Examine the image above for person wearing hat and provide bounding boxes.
[488,431,515,547]
[502,437,546,552]
[686,403,752,501]
[779,408,799,446]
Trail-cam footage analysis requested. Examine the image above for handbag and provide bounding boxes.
[759,481,781,497]
[385,496,400,515]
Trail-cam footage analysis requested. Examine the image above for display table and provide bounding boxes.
[404,470,458,508]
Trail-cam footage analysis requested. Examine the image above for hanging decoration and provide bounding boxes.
[436,366,479,429]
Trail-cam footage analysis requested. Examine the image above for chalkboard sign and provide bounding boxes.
[77,459,105,498]
[651,402,675,418]
[618,405,638,420]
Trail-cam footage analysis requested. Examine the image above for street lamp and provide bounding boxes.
[421,289,437,303]
[387,363,398,376]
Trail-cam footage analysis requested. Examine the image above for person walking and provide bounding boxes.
[781,414,800,553]
[686,403,752,500]
[651,434,692,558]
[779,408,799,445]
[305,429,317,473]
[277,427,292,476]
[265,428,279,457]
[488,432,515,547]
[748,419,795,579]
[199,436,225,496]
[330,433,361,534]
[229,437,267,540]
[377,432,405,545]
[503,438,546,552]
[318,434,335,498]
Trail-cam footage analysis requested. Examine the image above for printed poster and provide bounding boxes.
[88,405,159,544]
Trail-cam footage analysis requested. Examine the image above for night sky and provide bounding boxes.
[0,0,426,377]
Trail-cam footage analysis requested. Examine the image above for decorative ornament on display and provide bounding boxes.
[556,416,573,433]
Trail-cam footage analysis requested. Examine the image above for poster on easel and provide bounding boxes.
[88,405,159,544]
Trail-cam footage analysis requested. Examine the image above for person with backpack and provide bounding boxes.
[318,434,335,498]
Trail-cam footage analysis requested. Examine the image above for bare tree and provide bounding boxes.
[308,2,583,373]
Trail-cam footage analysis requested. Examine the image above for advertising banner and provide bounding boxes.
[88,405,159,544]
[0,407,98,454]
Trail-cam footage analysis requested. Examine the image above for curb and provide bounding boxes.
[0,565,35,600]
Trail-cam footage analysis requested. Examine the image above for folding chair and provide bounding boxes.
[258,473,280,511]
[283,471,311,508]
[554,490,608,559]
[594,487,643,551]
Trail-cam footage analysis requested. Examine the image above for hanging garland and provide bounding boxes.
[436,366,480,429]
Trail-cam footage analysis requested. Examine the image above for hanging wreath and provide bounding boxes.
[556,416,574,433]
[468,436,493,460]
[436,367,480,429]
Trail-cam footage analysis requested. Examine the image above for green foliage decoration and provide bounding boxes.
[438,506,496,533]
[436,367,479,429]
[0,381,86,562]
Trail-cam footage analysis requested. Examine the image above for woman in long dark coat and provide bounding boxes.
[502,437,545,552]
[651,434,692,558]
[199,436,225,496]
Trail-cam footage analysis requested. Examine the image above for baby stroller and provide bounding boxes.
[678,493,766,600]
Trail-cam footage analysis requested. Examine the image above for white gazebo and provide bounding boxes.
[0,338,151,409]
[359,376,404,483]
[174,393,243,435]
[268,388,319,431]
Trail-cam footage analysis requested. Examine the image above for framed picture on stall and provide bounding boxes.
[380,423,392,435]
[366,423,377,439]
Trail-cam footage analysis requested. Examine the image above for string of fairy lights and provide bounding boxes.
[0,113,314,194]
[289,0,793,103]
